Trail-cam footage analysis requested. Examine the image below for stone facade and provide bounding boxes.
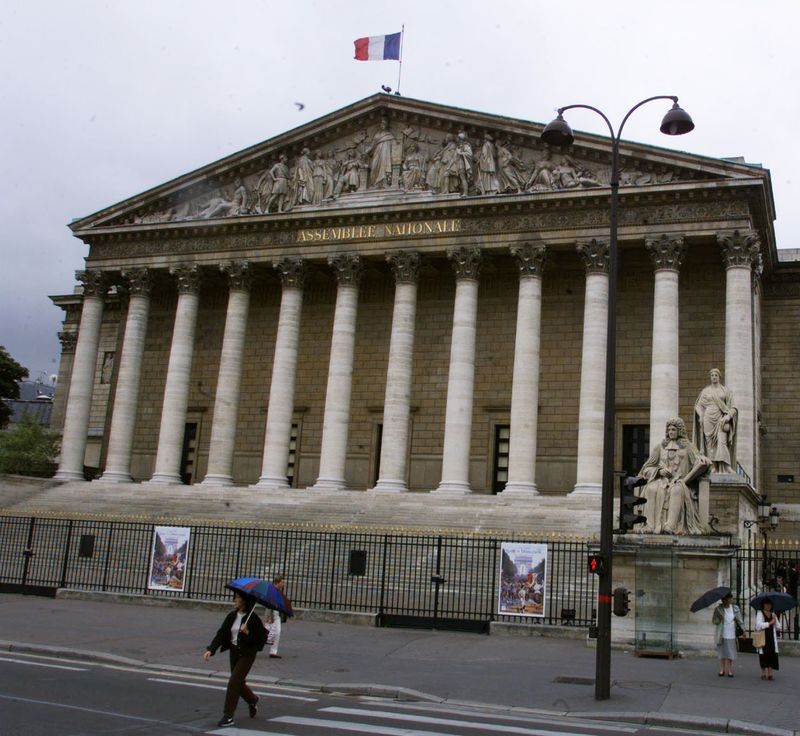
[48,94,799,533]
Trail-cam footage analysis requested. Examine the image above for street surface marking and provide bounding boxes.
[148,677,317,701]
[0,692,204,730]
[276,713,605,736]
[0,656,88,672]
[355,700,638,732]
[208,730,294,735]
[322,707,616,736]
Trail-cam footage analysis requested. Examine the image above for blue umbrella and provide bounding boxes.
[226,576,293,617]
[749,591,797,615]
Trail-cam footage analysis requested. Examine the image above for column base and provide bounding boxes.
[148,473,184,485]
[500,482,539,497]
[369,479,409,493]
[251,475,291,490]
[310,477,347,491]
[197,474,234,487]
[53,469,87,482]
[98,470,134,483]
[432,480,472,495]
[569,483,602,497]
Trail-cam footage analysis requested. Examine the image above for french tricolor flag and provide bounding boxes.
[354,32,402,61]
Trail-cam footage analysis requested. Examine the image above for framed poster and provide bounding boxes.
[147,526,191,591]
[498,542,547,617]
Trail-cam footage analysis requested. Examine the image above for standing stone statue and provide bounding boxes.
[496,139,527,194]
[636,417,711,535]
[475,133,499,195]
[693,368,738,474]
[452,131,473,196]
[368,118,397,188]
[291,147,314,206]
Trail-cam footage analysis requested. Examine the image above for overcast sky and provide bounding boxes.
[2,0,798,381]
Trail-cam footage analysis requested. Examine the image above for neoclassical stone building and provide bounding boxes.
[49,95,799,524]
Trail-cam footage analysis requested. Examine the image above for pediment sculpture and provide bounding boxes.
[116,116,712,226]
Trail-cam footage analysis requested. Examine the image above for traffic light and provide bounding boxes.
[613,587,630,616]
[588,554,606,575]
[619,474,647,532]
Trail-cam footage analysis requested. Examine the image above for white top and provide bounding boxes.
[722,606,736,639]
[231,611,245,646]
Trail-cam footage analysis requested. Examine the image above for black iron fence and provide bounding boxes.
[733,538,800,640]
[0,516,597,633]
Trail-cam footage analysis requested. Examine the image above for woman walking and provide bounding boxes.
[755,598,781,680]
[203,592,267,727]
[711,592,744,677]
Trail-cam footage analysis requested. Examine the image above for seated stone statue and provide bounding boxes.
[635,416,711,535]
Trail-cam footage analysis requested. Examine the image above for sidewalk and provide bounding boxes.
[0,591,797,735]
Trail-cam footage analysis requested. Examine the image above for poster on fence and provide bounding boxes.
[147,526,191,591]
[497,542,547,617]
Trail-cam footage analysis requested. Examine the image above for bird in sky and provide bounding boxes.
[294,101,305,110]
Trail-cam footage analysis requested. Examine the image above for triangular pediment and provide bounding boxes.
[70,95,765,233]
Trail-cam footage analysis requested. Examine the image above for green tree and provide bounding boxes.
[0,345,29,429]
[0,415,60,477]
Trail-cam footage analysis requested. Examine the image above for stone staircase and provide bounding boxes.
[0,475,602,538]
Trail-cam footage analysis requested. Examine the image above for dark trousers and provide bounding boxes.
[223,647,257,716]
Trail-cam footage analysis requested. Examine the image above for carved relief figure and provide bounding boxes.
[636,417,711,535]
[553,155,601,189]
[527,149,557,191]
[261,154,290,213]
[291,147,314,206]
[400,143,426,191]
[475,133,499,195]
[333,150,362,196]
[198,177,250,219]
[311,151,330,205]
[425,136,448,192]
[452,131,473,196]
[693,368,738,474]
[496,139,527,194]
[368,118,397,188]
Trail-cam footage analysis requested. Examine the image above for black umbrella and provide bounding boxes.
[749,591,798,614]
[690,585,731,613]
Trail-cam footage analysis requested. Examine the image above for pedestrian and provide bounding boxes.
[203,591,267,728]
[754,598,781,680]
[266,574,291,659]
[711,592,744,677]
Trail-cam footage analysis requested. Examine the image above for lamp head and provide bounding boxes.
[541,113,574,147]
[660,102,695,136]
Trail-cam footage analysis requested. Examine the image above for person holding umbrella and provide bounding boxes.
[753,596,783,680]
[202,591,267,728]
[711,592,745,677]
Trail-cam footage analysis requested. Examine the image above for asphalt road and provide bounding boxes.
[0,649,766,736]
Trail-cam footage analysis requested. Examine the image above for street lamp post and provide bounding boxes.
[744,496,780,587]
[541,97,694,701]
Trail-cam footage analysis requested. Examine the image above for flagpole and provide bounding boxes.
[396,25,405,94]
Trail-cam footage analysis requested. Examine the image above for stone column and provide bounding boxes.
[149,264,201,485]
[718,230,760,480]
[570,239,609,496]
[502,243,547,497]
[99,268,151,482]
[645,235,685,447]
[371,251,420,493]
[434,247,483,495]
[54,271,108,481]
[312,254,363,490]
[200,262,252,486]
[255,258,307,489]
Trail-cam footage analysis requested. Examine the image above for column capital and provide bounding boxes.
[76,269,108,298]
[220,261,253,292]
[328,253,363,286]
[510,243,547,278]
[58,331,78,354]
[448,246,483,281]
[273,257,307,289]
[170,263,202,294]
[645,234,686,271]
[387,250,421,283]
[576,239,609,274]
[121,267,152,296]
[717,229,760,269]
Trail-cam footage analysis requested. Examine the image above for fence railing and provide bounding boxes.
[0,516,598,632]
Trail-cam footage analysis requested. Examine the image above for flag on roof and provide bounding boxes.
[354,32,402,61]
